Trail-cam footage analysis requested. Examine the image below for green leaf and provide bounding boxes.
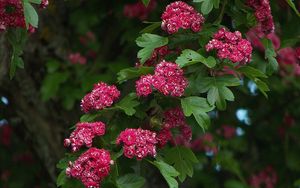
[10,57,24,79]
[202,1,213,15]
[41,72,70,101]
[224,180,249,188]
[136,33,168,64]
[153,161,179,188]
[175,49,216,68]
[181,97,214,130]
[29,0,42,4]
[237,66,269,97]
[57,171,67,187]
[116,93,140,116]
[262,38,278,75]
[294,179,300,187]
[237,66,267,79]
[116,174,146,188]
[141,0,150,6]
[285,0,300,16]
[46,60,61,73]
[212,0,220,8]
[140,22,161,33]
[197,76,238,110]
[164,147,199,182]
[117,67,154,83]
[24,2,39,28]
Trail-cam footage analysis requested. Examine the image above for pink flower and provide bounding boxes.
[156,128,172,148]
[136,61,188,97]
[0,124,12,147]
[124,0,157,20]
[152,61,188,97]
[191,133,218,154]
[249,166,278,188]
[246,27,280,52]
[296,47,300,60]
[64,122,106,152]
[0,0,26,31]
[161,1,205,34]
[156,107,192,148]
[136,74,154,97]
[40,0,49,9]
[217,125,236,139]
[206,28,253,64]
[81,82,120,113]
[246,0,275,34]
[116,128,157,160]
[68,53,87,65]
[66,148,113,188]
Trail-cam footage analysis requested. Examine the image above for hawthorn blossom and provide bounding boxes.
[246,27,280,52]
[206,28,253,64]
[124,0,157,20]
[40,0,49,9]
[152,61,188,96]
[0,0,26,30]
[249,166,278,188]
[116,128,157,160]
[277,47,300,76]
[66,148,113,188]
[68,52,87,65]
[156,107,192,148]
[161,1,205,34]
[135,74,154,97]
[81,82,120,113]
[136,61,188,97]
[217,125,236,139]
[191,133,218,155]
[247,0,275,34]
[64,122,106,152]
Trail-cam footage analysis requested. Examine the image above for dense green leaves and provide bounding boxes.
[153,160,180,188]
[181,96,214,130]
[175,49,216,68]
[116,174,146,188]
[164,146,199,182]
[116,93,140,116]
[136,33,168,64]
[117,67,154,83]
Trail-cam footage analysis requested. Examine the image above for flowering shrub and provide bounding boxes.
[1,0,300,188]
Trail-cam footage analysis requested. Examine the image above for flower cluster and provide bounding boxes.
[124,0,157,20]
[157,107,192,148]
[116,128,157,160]
[191,133,218,155]
[66,148,113,188]
[136,61,188,97]
[249,166,278,188]
[277,47,300,76]
[217,125,236,139]
[247,0,275,34]
[0,0,25,31]
[206,28,253,64]
[64,122,106,152]
[161,1,205,34]
[246,27,280,52]
[68,52,87,65]
[81,82,120,113]
[40,0,49,9]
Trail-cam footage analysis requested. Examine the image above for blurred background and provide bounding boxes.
[0,0,300,187]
